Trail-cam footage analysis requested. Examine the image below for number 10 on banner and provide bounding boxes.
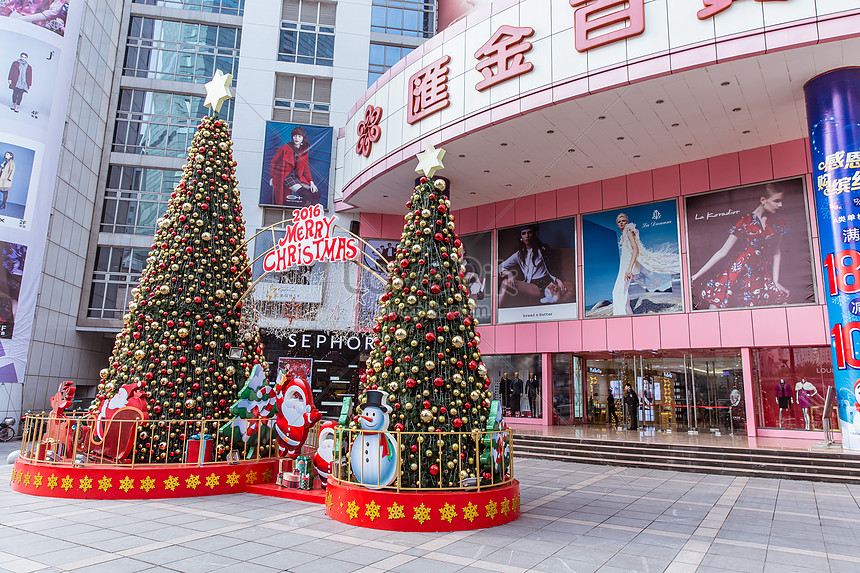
[824,249,860,369]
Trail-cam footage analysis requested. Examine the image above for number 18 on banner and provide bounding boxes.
[806,69,860,450]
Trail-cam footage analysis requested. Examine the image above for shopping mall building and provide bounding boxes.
[2,0,860,446]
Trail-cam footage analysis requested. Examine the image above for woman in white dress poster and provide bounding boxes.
[612,213,680,315]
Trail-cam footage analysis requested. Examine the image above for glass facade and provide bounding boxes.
[278,0,336,66]
[580,351,745,434]
[112,89,234,157]
[132,0,245,16]
[124,17,241,83]
[752,346,837,431]
[483,354,543,419]
[100,167,179,235]
[370,0,435,37]
[368,43,411,87]
[88,247,150,319]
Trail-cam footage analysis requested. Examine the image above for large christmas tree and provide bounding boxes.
[92,72,268,463]
[354,147,495,488]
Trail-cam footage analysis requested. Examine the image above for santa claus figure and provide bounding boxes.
[313,421,337,484]
[274,370,321,457]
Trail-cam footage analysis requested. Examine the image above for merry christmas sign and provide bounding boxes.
[263,205,359,271]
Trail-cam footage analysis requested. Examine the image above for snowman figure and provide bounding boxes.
[350,390,398,489]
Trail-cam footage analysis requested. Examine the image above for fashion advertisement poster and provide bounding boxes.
[356,238,390,329]
[0,11,78,393]
[1,29,60,125]
[0,240,26,340]
[686,178,815,310]
[0,1,69,36]
[0,136,39,226]
[496,217,577,324]
[459,231,492,326]
[583,200,683,318]
[260,121,333,209]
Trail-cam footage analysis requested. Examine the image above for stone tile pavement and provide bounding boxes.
[2,444,860,572]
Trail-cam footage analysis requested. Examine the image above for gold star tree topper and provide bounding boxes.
[415,144,446,178]
[205,70,233,114]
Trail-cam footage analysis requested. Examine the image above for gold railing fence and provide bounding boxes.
[17,414,314,467]
[333,426,514,492]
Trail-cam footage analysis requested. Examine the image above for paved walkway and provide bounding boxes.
[2,445,859,572]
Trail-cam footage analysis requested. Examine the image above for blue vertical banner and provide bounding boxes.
[805,68,860,449]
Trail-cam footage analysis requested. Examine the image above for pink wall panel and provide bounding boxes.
[579,181,602,213]
[458,206,477,235]
[515,194,536,225]
[557,186,579,217]
[771,139,808,179]
[605,317,633,350]
[494,199,516,229]
[535,322,559,353]
[602,176,627,210]
[689,312,721,348]
[626,171,653,205]
[557,320,582,352]
[581,319,607,351]
[632,315,660,349]
[718,309,754,347]
[739,146,774,184]
[653,165,681,199]
[534,190,557,221]
[708,153,741,190]
[476,326,496,354]
[493,324,516,354]
[515,323,537,353]
[680,159,710,195]
[751,307,789,347]
[360,213,383,238]
[476,202,496,232]
[786,305,828,346]
[659,313,690,348]
[381,214,403,238]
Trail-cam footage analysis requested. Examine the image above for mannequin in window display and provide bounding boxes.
[526,372,540,417]
[776,378,793,428]
[500,372,511,413]
[794,378,819,430]
[511,371,523,416]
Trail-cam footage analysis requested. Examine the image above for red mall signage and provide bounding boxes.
[263,205,359,271]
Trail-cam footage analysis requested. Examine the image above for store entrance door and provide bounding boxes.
[582,350,744,435]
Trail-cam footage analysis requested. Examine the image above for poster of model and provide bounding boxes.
[583,200,683,317]
[0,240,26,340]
[260,121,333,209]
[0,134,40,228]
[496,217,577,324]
[686,178,815,310]
[0,1,69,36]
[278,356,314,387]
[356,238,391,329]
[0,28,62,125]
[459,231,492,326]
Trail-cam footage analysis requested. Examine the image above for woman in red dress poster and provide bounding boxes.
[691,184,791,309]
[269,126,320,207]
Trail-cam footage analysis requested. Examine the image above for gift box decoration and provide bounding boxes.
[184,433,214,464]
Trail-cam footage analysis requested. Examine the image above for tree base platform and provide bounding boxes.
[325,478,520,531]
[246,480,326,504]
[9,457,279,499]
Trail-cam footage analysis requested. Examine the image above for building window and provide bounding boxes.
[367,43,412,87]
[131,0,245,17]
[101,166,179,235]
[278,0,336,66]
[124,17,241,84]
[371,0,435,38]
[112,89,234,157]
[273,74,331,125]
[88,247,150,319]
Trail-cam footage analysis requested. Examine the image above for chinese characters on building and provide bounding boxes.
[818,150,860,198]
[698,0,788,21]
[474,26,535,92]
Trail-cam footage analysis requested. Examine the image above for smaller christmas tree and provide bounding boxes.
[219,364,278,457]
[352,146,498,488]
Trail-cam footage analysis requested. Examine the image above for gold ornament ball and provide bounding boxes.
[201,232,212,241]
[134,349,146,361]
[411,244,421,253]
[99,368,109,379]
[420,409,433,423]
[451,336,464,348]
[392,277,404,289]
[477,364,487,378]
[226,365,235,375]
[215,289,226,299]
[177,328,189,338]
[425,360,435,371]
[434,179,447,191]
[159,285,170,295]
[421,209,431,218]
[388,381,399,392]
[394,328,408,341]
[470,390,481,401]
[182,202,193,212]
[426,309,437,319]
